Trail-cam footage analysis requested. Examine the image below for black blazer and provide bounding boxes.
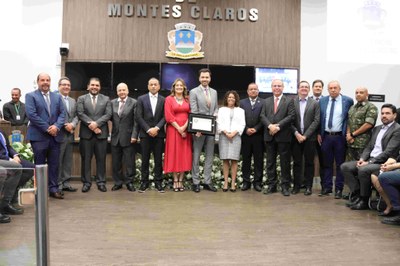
[361,122,400,164]
[260,95,295,142]
[239,97,264,135]
[291,97,320,141]
[136,93,166,138]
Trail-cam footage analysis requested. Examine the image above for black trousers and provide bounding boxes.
[140,137,164,185]
[291,139,316,189]
[266,140,291,189]
[241,133,264,185]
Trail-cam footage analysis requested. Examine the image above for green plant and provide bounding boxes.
[11,142,34,162]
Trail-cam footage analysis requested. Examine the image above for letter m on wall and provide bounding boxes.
[108,4,121,17]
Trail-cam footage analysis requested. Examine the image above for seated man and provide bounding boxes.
[0,166,11,223]
[0,130,35,221]
[341,104,400,210]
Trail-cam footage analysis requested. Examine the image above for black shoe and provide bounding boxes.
[253,184,263,192]
[62,186,78,192]
[291,187,300,195]
[378,211,396,217]
[230,188,236,193]
[282,188,290,196]
[334,190,343,199]
[193,184,200,193]
[319,188,332,196]
[98,184,107,192]
[138,183,149,193]
[155,184,165,193]
[2,203,24,215]
[49,192,64,199]
[222,188,228,192]
[126,183,135,192]
[82,184,91,193]
[300,184,307,189]
[263,186,277,195]
[111,184,123,191]
[0,213,11,223]
[346,197,361,208]
[203,184,217,192]
[241,182,251,191]
[342,193,351,200]
[381,215,400,226]
[304,188,312,196]
[350,199,369,210]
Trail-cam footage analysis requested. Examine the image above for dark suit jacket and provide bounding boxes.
[136,93,165,138]
[0,130,18,160]
[76,93,112,140]
[319,94,354,136]
[260,95,295,142]
[291,97,320,141]
[360,122,400,164]
[111,97,137,147]
[239,97,264,135]
[25,89,66,143]
[2,101,29,126]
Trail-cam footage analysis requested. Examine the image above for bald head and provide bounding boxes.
[355,86,369,103]
[116,82,129,100]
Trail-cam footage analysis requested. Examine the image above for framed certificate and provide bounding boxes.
[188,113,216,135]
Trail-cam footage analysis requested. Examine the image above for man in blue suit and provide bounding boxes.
[318,80,354,198]
[26,73,66,199]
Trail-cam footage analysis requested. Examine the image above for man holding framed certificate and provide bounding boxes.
[189,68,218,193]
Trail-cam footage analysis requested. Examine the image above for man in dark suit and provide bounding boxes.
[291,81,320,195]
[189,68,218,193]
[318,80,354,199]
[2,88,29,126]
[76,77,112,193]
[26,73,66,199]
[136,78,166,193]
[0,130,35,222]
[110,83,137,192]
[341,104,400,210]
[260,79,295,196]
[239,83,264,192]
[57,77,79,193]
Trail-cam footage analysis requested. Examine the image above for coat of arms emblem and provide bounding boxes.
[166,23,204,59]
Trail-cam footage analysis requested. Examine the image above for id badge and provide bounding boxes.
[16,115,21,120]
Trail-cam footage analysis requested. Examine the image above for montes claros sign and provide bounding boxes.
[108,0,259,22]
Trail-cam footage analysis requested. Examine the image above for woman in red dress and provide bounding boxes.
[164,78,192,191]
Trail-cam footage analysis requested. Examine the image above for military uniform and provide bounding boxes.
[347,101,378,160]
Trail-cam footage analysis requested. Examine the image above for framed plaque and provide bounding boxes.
[188,113,216,135]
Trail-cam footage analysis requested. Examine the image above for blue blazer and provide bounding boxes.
[25,89,66,143]
[319,94,354,136]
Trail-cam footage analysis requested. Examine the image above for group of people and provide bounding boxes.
[1,69,400,227]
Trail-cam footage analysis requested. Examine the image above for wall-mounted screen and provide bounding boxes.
[161,63,207,91]
[255,67,298,94]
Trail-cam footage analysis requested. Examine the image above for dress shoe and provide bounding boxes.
[334,190,343,199]
[2,203,24,215]
[98,184,107,192]
[304,188,312,196]
[193,184,200,193]
[346,197,361,208]
[263,186,277,195]
[49,192,64,200]
[291,187,300,195]
[62,186,77,192]
[350,199,369,210]
[253,184,263,192]
[112,184,123,191]
[138,183,149,193]
[282,188,290,196]
[0,213,11,223]
[381,215,400,226]
[241,183,251,191]
[155,184,165,193]
[203,184,217,192]
[319,188,332,196]
[82,184,91,193]
[126,183,135,192]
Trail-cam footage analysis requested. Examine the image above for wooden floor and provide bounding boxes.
[1,181,400,266]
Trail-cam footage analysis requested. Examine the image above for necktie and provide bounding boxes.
[92,95,96,110]
[205,88,211,108]
[0,133,9,158]
[328,98,336,129]
[64,96,70,112]
[274,97,279,114]
[118,100,125,116]
[251,99,256,109]
[315,97,319,102]
[44,93,51,113]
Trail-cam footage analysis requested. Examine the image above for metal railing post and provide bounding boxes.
[35,164,49,266]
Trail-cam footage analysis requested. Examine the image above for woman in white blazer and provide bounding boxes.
[217,91,245,192]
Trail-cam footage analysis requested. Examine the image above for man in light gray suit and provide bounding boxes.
[58,77,79,193]
[110,83,137,192]
[76,77,112,193]
[189,68,218,193]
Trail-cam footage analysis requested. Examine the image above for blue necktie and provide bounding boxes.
[328,98,336,129]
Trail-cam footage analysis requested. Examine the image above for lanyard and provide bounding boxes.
[14,103,20,115]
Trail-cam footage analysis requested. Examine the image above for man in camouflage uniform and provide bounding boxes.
[346,87,378,161]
